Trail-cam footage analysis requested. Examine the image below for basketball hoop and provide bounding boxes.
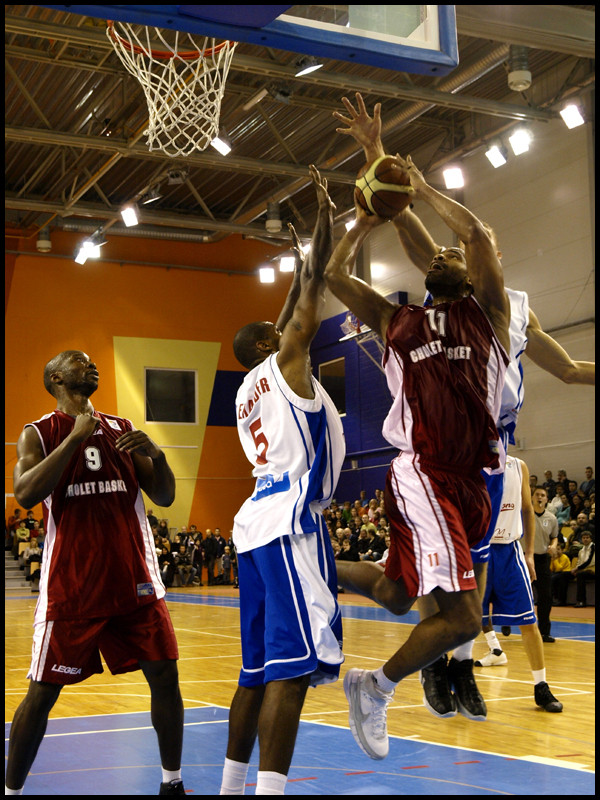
[340,312,362,337]
[107,21,237,157]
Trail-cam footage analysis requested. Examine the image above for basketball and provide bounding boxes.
[354,155,414,218]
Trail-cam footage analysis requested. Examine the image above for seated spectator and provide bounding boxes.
[337,537,359,562]
[580,467,595,498]
[191,535,204,585]
[13,521,31,560]
[340,501,353,525]
[174,544,197,586]
[157,519,171,540]
[567,480,579,500]
[556,469,569,489]
[570,493,585,518]
[24,510,38,532]
[543,470,557,501]
[555,494,573,528]
[29,519,43,542]
[7,508,22,552]
[359,525,386,562]
[374,532,391,566]
[331,540,341,559]
[550,541,573,606]
[571,531,595,607]
[158,546,176,587]
[529,474,538,494]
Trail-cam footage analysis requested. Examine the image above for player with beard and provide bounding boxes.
[5,350,186,796]
[323,155,510,760]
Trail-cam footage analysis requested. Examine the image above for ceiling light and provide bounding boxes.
[266,202,282,233]
[443,166,464,189]
[560,103,585,129]
[120,203,139,227]
[74,231,106,264]
[485,144,508,168]
[279,256,296,272]
[294,56,324,77]
[345,219,356,232]
[210,135,232,156]
[259,266,275,283]
[141,187,162,204]
[509,128,532,155]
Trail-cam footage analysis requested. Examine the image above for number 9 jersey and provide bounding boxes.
[233,353,345,553]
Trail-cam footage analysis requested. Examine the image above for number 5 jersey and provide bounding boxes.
[233,354,345,553]
[24,410,164,622]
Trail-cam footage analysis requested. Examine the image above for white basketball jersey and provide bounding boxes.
[490,455,523,543]
[499,288,529,440]
[233,353,345,553]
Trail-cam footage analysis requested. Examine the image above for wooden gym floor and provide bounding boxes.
[5,584,595,795]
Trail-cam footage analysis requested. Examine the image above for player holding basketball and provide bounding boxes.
[219,166,345,796]
[334,92,594,724]
[5,351,185,796]
[324,148,510,758]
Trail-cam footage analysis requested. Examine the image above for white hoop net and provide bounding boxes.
[107,22,237,157]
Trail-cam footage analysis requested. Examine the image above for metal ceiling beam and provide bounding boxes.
[4,125,356,185]
[4,15,557,123]
[4,195,292,239]
[455,5,595,58]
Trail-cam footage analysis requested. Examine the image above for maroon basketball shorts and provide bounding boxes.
[384,452,491,597]
[28,598,179,684]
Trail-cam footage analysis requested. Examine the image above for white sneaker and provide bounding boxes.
[343,668,394,760]
[474,649,508,667]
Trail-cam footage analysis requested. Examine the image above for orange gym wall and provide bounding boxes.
[5,229,289,534]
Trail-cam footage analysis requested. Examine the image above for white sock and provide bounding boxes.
[220,758,249,795]
[255,771,287,795]
[452,639,474,661]
[161,769,182,784]
[532,668,546,686]
[484,630,502,652]
[5,788,24,795]
[372,666,398,694]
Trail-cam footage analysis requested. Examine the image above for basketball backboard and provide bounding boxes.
[40,5,458,75]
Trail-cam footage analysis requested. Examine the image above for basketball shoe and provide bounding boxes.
[344,668,394,759]
[159,779,186,795]
[534,682,563,713]
[447,658,487,721]
[420,655,457,718]
[474,648,508,667]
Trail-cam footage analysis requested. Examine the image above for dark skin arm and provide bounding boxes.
[324,204,398,341]
[14,414,175,509]
[276,165,335,398]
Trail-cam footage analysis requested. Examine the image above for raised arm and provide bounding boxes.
[399,154,510,352]
[334,93,441,274]
[324,205,398,342]
[276,166,335,393]
[525,308,595,385]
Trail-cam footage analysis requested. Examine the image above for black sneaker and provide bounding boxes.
[542,635,556,643]
[159,779,185,795]
[534,682,563,713]
[501,626,511,637]
[447,658,487,721]
[420,655,457,718]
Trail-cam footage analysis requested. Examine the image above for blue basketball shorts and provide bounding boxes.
[471,470,505,564]
[236,527,344,688]
[481,540,537,627]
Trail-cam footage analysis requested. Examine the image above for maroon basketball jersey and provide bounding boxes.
[382,296,508,472]
[26,410,164,622]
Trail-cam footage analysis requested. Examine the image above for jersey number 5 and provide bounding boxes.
[249,418,269,465]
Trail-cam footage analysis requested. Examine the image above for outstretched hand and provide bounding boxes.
[309,163,336,212]
[287,221,305,272]
[334,93,382,150]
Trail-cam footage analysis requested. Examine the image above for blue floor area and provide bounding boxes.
[5,706,594,795]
